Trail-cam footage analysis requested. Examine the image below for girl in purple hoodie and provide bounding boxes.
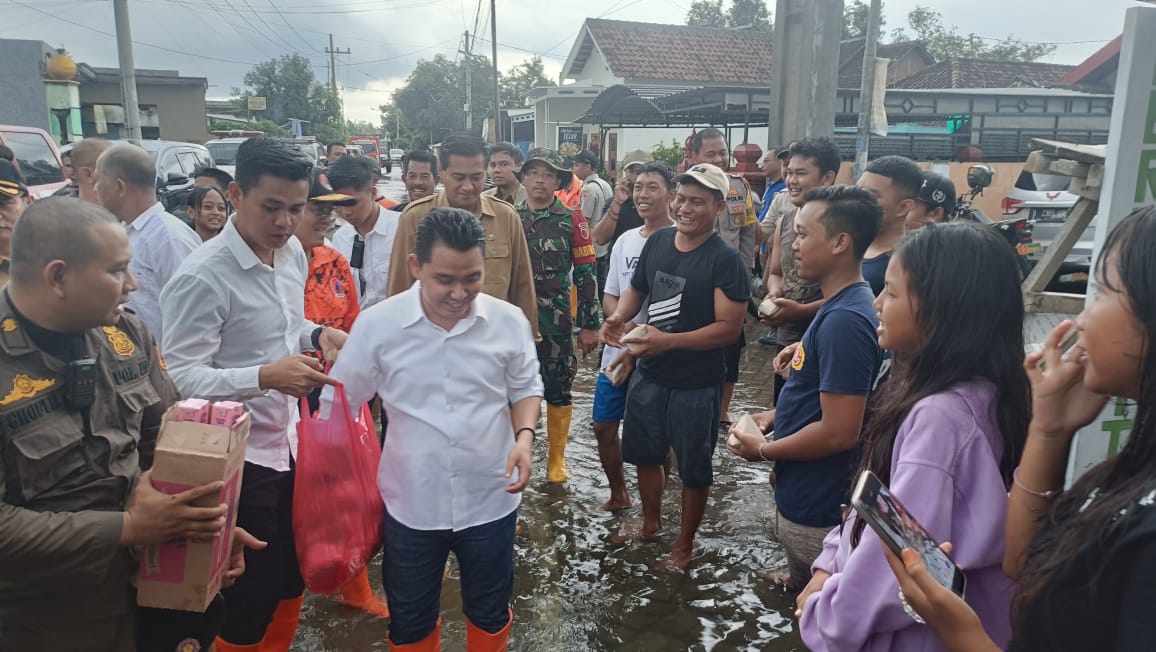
[797,222,1031,651]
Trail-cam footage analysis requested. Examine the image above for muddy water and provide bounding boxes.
[296,179,804,650]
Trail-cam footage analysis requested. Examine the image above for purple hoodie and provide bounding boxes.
[799,380,1016,651]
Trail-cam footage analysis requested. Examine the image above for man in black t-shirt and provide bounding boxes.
[601,163,749,573]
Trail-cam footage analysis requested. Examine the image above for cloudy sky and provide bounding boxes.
[2,0,1149,124]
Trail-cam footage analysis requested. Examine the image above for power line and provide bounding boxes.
[967,34,1115,46]
[471,35,568,60]
[264,0,325,54]
[139,0,452,14]
[216,0,297,57]
[9,0,264,65]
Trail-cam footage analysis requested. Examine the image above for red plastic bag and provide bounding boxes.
[293,384,383,595]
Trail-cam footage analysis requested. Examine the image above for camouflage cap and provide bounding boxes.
[521,147,573,189]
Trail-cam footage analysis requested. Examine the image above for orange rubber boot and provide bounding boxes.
[336,567,391,618]
[213,638,262,651]
[259,594,304,652]
[466,609,512,652]
[390,619,441,651]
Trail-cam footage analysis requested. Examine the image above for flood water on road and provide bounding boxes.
[296,177,805,651]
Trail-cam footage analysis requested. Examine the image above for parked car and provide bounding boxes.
[390,148,404,165]
[1002,165,1098,293]
[133,140,215,214]
[204,137,246,178]
[0,125,68,198]
[289,139,326,167]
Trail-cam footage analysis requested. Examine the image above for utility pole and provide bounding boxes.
[112,0,142,141]
[853,0,882,180]
[462,31,473,131]
[326,34,351,137]
[491,0,501,141]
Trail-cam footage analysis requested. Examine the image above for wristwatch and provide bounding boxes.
[310,326,325,351]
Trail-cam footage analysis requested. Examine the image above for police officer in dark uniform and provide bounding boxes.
[0,198,257,651]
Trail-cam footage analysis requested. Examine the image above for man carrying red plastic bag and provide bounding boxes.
[325,208,542,651]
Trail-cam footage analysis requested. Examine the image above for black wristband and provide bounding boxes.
[310,326,324,351]
[515,427,535,442]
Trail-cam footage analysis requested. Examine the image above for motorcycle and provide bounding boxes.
[949,164,1040,277]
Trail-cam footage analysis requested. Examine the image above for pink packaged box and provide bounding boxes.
[177,398,210,424]
[211,401,245,428]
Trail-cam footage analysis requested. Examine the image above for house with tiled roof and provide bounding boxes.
[837,39,936,89]
[519,18,1112,164]
[891,58,1075,90]
[1057,36,1122,93]
[560,18,772,87]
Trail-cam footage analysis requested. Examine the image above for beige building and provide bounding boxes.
[76,65,209,143]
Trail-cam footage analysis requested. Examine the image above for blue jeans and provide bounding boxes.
[382,509,516,645]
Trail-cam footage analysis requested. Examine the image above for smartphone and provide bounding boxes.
[851,470,967,597]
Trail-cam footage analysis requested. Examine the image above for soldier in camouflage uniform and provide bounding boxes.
[517,148,601,483]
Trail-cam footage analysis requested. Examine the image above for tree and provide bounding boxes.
[239,54,344,140]
[727,0,772,31]
[501,57,555,109]
[686,0,725,28]
[895,6,1056,62]
[686,0,771,30]
[377,53,496,149]
[843,0,886,40]
[207,119,289,137]
[345,119,380,136]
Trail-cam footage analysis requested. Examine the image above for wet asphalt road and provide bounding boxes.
[293,175,805,651]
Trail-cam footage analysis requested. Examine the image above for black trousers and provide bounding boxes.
[219,463,304,645]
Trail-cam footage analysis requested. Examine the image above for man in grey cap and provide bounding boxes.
[601,162,748,572]
[905,170,957,230]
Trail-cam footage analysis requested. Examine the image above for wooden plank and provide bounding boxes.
[1049,158,1091,178]
[1086,163,1104,189]
[1029,138,1108,164]
[1023,198,1099,297]
[1025,292,1087,315]
[1068,175,1102,201]
[1024,150,1058,174]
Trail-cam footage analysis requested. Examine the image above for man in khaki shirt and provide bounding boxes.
[387,134,538,335]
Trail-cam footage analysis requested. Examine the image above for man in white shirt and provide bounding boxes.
[592,162,676,512]
[160,137,348,652]
[92,143,200,339]
[328,155,401,309]
[327,208,541,652]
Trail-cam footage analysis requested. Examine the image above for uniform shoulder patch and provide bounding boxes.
[0,374,56,406]
[102,326,137,357]
[790,343,806,371]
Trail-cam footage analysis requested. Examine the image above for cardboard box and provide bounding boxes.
[136,405,250,612]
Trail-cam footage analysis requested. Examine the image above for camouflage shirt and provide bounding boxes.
[518,198,602,336]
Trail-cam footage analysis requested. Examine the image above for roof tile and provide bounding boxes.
[583,18,772,85]
[891,58,1075,89]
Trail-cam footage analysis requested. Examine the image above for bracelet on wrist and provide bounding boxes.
[1012,466,1059,499]
[758,442,772,462]
[515,427,536,442]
